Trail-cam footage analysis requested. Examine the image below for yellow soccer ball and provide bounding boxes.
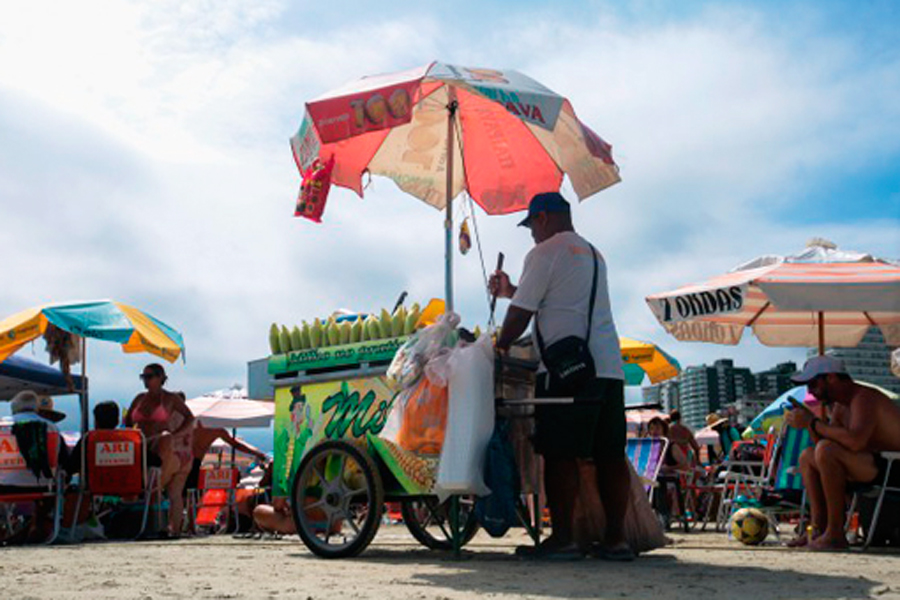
[730,507,769,545]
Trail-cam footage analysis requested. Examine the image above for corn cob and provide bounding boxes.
[279,325,292,353]
[269,323,281,354]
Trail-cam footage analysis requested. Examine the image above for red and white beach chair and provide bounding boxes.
[0,423,65,544]
[79,429,161,539]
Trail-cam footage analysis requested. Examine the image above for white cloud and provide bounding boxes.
[1,0,898,421]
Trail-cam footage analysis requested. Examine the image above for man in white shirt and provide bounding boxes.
[492,192,631,560]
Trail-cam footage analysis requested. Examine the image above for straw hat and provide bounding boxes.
[706,413,728,428]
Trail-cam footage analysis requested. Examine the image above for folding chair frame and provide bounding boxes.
[847,451,900,551]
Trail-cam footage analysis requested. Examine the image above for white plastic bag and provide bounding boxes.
[435,334,495,497]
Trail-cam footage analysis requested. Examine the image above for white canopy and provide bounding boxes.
[186,385,274,429]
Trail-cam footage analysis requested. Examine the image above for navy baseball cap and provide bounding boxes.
[518,192,571,227]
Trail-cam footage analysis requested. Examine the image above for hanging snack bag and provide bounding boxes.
[396,376,449,456]
[295,155,335,222]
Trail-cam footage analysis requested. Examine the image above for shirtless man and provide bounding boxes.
[786,355,900,551]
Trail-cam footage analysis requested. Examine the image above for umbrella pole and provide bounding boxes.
[818,311,825,355]
[80,337,88,493]
[231,427,236,469]
[81,337,89,435]
[444,91,459,313]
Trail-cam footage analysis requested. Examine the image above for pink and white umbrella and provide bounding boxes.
[646,242,900,354]
[292,62,620,308]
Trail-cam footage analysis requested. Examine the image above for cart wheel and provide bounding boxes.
[291,440,384,558]
[401,496,479,551]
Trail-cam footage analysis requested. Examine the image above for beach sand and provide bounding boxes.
[1,527,898,599]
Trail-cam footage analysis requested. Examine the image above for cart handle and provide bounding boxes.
[498,397,575,406]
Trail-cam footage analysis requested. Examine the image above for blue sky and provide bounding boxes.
[1,0,898,437]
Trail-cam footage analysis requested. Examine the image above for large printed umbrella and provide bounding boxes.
[620,337,681,385]
[0,300,185,433]
[292,61,620,309]
[645,242,900,354]
[0,300,185,364]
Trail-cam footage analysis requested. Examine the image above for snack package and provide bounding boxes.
[396,377,449,456]
[386,312,460,391]
[295,155,335,222]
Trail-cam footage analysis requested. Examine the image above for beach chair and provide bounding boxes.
[191,466,241,534]
[0,423,65,544]
[741,426,811,539]
[82,428,160,539]
[846,451,900,550]
[715,435,779,529]
[626,437,668,503]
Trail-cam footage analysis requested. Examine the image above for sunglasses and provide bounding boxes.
[139,373,159,381]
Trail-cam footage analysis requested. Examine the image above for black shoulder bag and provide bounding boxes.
[534,244,598,396]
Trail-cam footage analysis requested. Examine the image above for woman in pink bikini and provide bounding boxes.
[125,363,195,537]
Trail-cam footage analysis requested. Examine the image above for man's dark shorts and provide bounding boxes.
[533,374,626,460]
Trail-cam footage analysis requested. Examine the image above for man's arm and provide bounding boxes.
[789,400,876,452]
[209,428,268,462]
[496,305,534,352]
[688,431,701,462]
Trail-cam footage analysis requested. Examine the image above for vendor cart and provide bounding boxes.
[264,330,541,558]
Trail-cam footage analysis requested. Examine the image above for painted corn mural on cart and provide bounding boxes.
[266,312,541,558]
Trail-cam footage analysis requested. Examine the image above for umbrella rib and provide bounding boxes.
[745,301,771,328]
[863,311,877,327]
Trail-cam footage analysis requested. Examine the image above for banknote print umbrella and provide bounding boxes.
[292,61,620,309]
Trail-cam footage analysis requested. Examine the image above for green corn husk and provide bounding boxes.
[279,325,292,353]
[326,317,340,346]
[379,308,392,339]
[366,315,381,340]
[339,321,352,345]
[310,319,323,348]
[404,305,420,335]
[391,306,406,337]
[301,321,312,349]
[269,323,281,354]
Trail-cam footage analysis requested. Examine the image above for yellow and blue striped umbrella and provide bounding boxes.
[0,300,185,364]
[619,337,681,386]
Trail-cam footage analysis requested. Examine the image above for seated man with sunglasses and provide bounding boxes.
[124,363,195,537]
[786,356,900,550]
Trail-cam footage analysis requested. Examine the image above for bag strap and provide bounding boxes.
[534,243,599,356]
